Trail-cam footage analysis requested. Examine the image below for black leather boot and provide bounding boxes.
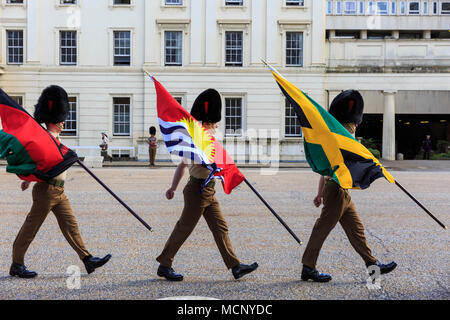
[366,260,397,275]
[232,262,258,280]
[301,265,332,282]
[82,254,112,274]
[157,265,184,281]
[9,263,38,279]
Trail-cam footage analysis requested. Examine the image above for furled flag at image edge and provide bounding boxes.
[267,65,395,190]
[0,89,79,182]
[151,76,245,194]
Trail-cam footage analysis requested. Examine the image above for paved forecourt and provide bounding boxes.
[0,166,448,300]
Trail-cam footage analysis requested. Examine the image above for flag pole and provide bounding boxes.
[76,160,153,232]
[395,181,447,230]
[244,178,302,245]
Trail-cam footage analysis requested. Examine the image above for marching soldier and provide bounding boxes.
[10,85,111,278]
[156,89,258,281]
[301,90,397,282]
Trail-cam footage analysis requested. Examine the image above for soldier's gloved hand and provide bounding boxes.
[21,181,31,191]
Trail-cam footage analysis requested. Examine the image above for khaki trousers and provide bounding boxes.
[156,181,241,269]
[12,182,90,265]
[302,180,377,269]
[149,147,156,165]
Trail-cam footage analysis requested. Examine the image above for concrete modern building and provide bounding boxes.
[0,0,449,162]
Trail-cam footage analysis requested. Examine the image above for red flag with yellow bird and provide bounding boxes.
[151,76,245,194]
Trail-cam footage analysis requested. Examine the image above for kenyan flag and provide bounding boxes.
[0,89,78,182]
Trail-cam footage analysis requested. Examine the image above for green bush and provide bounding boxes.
[430,152,450,160]
[368,148,381,159]
[361,138,377,150]
[436,140,450,153]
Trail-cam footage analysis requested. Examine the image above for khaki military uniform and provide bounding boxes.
[156,163,241,269]
[301,123,377,269]
[12,132,90,265]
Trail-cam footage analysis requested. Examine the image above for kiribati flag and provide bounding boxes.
[0,89,79,182]
[267,64,395,189]
[152,77,245,194]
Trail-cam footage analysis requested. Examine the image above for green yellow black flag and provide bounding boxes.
[265,62,395,190]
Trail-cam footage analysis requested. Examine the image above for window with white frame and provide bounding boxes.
[7,30,23,65]
[376,1,388,14]
[408,1,420,14]
[113,97,131,136]
[165,0,182,5]
[173,96,183,105]
[113,31,131,66]
[286,0,304,6]
[336,1,342,14]
[432,1,438,14]
[423,1,428,14]
[442,2,450,14]
[286,32,303,67]
[327,1,333,14]
[225,0,243,5]
[10,96,23,106]
[391,1,397,14]
[62,97,77,136]
[368,1,375,14]
[359,1,365,14]
[225,31,243,67]
[285,99,302,137]
[225,98,242,136]
[400,1,406,13]
[165,31,182,66]
[344,1,357,14]
[60,31,77,65]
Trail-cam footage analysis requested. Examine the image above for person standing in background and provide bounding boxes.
[422,135,432,160]
[100,132,112,162]
[148,126,158,166]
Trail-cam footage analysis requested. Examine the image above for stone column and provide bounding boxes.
[190,0,203,65]
[27,0,40,64]
[251,0,264,66]
[205,0,217,65]
[382,91,396,160]
[311,0,326,67]
[265,0,277,63]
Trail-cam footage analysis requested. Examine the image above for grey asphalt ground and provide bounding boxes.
[0,163,449,300]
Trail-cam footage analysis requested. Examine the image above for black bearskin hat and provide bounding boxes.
[329,90,364,125]
[149,126,156,135]
[34,85,69,124]
[191,89,222,123]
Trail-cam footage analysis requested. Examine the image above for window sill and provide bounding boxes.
[112,135,132,139]
[282,5,307,10]
[3,4,26,9]
[220,5,247,10]
[109,4,134,10]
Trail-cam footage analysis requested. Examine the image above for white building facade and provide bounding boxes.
[0,0,449,161]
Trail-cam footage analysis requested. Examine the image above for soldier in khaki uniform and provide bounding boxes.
[10,85,111,278]
[301,90,397,282]
[156,89,258,281]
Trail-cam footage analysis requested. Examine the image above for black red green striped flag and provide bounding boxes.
[0,89,78,182]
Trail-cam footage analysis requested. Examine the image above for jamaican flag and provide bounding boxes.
[0,89,78,182]
[267,64,395,189]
